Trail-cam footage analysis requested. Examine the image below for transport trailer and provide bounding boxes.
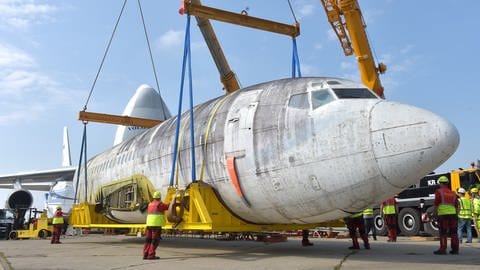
[373,168,480,236]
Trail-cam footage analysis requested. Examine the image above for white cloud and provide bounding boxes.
[340,61,354,70]
[298,4,315,17]
[300,63,318,76]
[0,0,58,30]
[400,44,414,54]
[390,58,414,73]
[0,43,35,67]
[191,40,207,51]
[314,43,323,50]
[362,8,384,25]
[0,43,80,125]
[156,30,184,49]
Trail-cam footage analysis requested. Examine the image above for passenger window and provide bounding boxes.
[288,93,309,109]
[312,90,334,109]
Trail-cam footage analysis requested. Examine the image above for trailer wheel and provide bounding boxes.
[373,209,387,236]
[423,206,439,236]
[9,231,18,240]
[398,208,420,236]
[38,229,48,239]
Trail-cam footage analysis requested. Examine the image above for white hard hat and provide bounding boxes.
[458,188,466,194]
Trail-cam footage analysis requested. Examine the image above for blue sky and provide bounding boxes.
[1,0,479,208]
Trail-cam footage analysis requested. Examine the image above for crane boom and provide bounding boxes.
[320,0,386,97]
[188,0,240,93]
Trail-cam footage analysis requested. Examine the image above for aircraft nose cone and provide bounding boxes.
[370,101,459,189]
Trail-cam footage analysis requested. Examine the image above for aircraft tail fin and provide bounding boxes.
[62,126,72,167]
[113,84,171,145]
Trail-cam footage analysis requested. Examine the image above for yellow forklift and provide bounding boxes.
[8,208,53,240]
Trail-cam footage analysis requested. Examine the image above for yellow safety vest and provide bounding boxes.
[146,200,166,227]
[351,212,363,218]
[473,198,480,215]
[458,197,472,219]
[363,208,374,218]
[383,199,397,215]
[437,189,456,216]
[52,210,64,225]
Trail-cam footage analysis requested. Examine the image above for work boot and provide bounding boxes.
[449,250,459,255]
[364,243,370,249]
[433,250,446,255]
[302,240,314,246]
[348,246,360,250]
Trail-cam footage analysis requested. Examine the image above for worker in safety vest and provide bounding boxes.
[363,208,377,241]
[433,176,459,255]
[457,188,472,243]
[51,206,64,244]
[345,211,370,249]
[143,191,169,260]
[380,197,398,242]
[471,187,480,239]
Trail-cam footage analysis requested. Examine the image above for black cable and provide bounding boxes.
[83,0,128,111]
[287,0,298,24]
[137,0,168,118]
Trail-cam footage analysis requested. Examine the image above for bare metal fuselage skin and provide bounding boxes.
[78,77,459,224]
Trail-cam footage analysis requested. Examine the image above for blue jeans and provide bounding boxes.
[457,218,472,242]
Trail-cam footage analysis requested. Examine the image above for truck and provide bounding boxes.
[373,167,480,236]
[0,209,14,240]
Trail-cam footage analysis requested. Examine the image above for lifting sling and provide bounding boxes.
[169,15,197,186]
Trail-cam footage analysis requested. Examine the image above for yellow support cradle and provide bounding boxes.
[69,181,332,233]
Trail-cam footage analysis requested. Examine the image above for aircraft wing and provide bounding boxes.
[0,167,76,191]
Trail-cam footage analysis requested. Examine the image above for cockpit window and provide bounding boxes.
[312,90,334,109]
[288,93,309,109]
[332,88,377,99]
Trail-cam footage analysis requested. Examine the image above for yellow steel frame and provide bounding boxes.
[69,182,332,232]
[78,111,161,128]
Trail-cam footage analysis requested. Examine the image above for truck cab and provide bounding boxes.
[0,209,14,239]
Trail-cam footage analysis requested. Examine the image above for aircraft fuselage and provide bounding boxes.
[78,77,459,224]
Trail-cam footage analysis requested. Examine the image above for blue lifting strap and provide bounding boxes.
[291,38,302,78]
[169,15,197,186]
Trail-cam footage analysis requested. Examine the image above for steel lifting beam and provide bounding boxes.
[78,111,161,128]
[184,1,300,37]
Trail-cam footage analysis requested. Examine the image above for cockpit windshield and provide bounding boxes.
[312,90,335,110]
[332,88,377,99]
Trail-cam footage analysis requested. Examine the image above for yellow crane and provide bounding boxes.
[320,0,386,97]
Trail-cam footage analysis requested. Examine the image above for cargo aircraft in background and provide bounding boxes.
[72,76,459,226]
[0,85,170,225]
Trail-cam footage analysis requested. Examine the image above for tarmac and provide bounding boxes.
[0,233,479,270]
